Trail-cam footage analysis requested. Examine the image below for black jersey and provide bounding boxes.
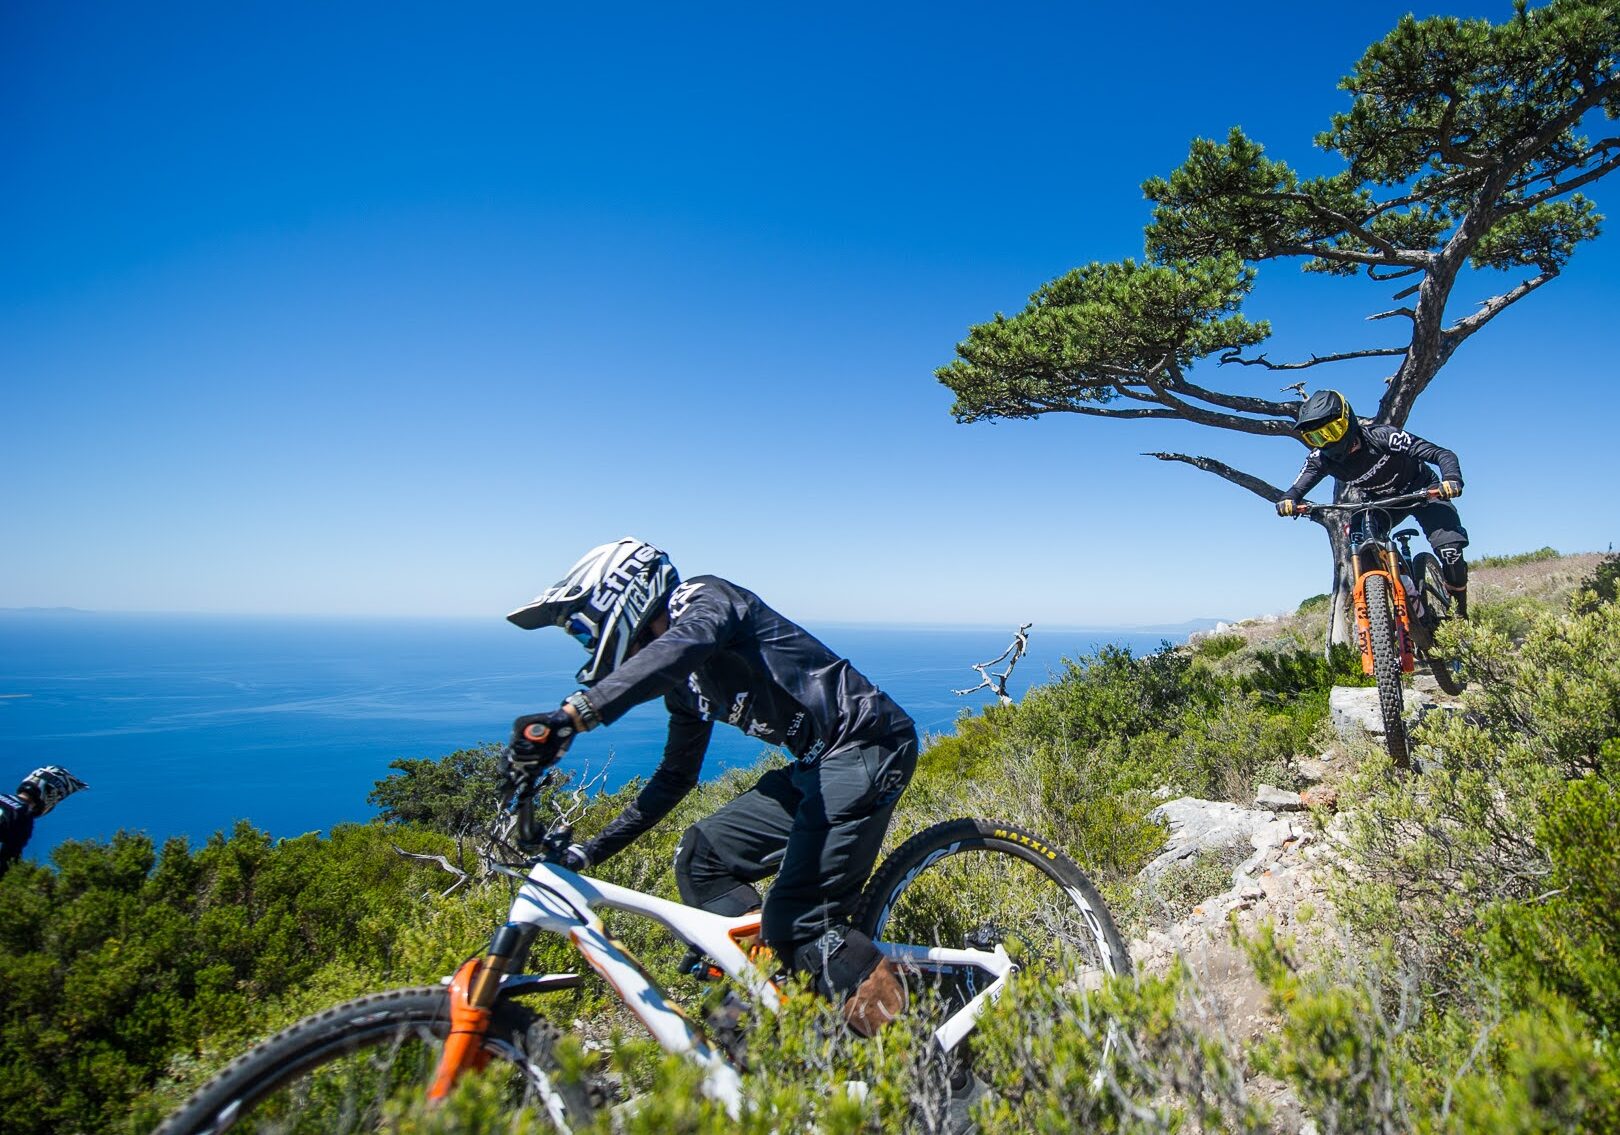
[1,792,35,868]
[576,576,913,863]
[1280,423,1462,504]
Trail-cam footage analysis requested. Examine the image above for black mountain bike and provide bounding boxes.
[1296,487,1464,766]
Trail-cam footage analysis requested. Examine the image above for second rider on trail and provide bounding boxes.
[1276,390,1471,617]
[505,538,917,1037]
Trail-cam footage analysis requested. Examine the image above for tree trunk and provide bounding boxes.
[1321,514,1353,652]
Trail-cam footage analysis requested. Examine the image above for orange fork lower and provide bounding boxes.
[428,957,494,1102]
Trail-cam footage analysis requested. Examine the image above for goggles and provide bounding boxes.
[1300,406,1350,448]
[565,614,597,650]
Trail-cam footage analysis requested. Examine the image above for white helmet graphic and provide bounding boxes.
[507,538,679,686]
[17,765,89,814]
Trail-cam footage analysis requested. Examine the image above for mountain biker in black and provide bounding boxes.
[1276,390,1471,615]
[504,538,916,1036]
[1,766,89,870]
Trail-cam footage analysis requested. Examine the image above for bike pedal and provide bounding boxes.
[679,946,725,983]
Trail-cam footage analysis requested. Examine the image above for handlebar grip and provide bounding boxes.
[523,723,551,744]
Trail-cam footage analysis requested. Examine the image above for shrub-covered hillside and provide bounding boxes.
[1,553,1615,1133]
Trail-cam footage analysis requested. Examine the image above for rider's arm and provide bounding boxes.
[575,580,742,727]
[582,704,714,865]
[1279,452,1326,504]
[1404,433,1463,488]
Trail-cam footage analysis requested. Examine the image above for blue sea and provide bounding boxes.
[0,612,1175,859]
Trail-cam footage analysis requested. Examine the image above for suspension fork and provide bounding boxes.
[1349,546,1416,675]
[429,922,539,1101]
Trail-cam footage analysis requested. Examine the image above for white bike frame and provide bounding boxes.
[489,858,1018,1115]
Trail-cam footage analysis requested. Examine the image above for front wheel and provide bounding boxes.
[155,986,601,1135]
[1363,573,1411,767]
[855,818,1131,986]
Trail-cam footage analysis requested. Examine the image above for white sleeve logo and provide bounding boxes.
[667,580,705,620]
[1388,430,1413,451]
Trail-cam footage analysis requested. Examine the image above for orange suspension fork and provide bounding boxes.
[428,924,531,1102]
[1350,556,1416,675]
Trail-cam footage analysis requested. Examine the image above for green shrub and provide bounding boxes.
[0,823,460,1135]
[1472,546,1561,569]
[1193,633,1247,662]
[1574,550,1620,614]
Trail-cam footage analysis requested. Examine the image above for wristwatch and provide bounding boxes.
[563,691,601,731]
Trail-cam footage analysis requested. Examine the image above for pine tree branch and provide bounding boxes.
[1275,243,1432,268]
[1138,370,1294,435]
[1219,346,1407,371]
[1159,363,1298,417]
[1511,144,1620,210]
[1443,270,1557,344]
[1143,451,1290,501]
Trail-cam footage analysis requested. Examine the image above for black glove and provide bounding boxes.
[506,708,576,773]
[560,843,591,871]
[1276,499,1300,518]
[1437,480,1462,500]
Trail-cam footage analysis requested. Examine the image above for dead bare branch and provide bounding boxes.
[955,623,1034,706]
[391,845,472,898]
[1220,346,1407,372]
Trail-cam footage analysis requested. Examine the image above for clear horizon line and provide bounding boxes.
[0,605,1243,633]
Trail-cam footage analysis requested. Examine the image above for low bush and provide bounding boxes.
[1471,546,1561,569]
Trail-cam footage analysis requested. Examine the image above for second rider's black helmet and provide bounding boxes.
[1295,390,1359,458]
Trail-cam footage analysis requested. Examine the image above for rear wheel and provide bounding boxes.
[856,818,1131,991]
[1364,573,1410,767]
[1412,552,1464,694]
[155,986,601,1135]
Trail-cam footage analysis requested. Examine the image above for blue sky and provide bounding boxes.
[3,0,1615,627]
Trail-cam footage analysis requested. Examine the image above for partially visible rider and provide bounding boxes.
[1,765,89,870]
[504,538,917,1037]
[1276,390,1471,617]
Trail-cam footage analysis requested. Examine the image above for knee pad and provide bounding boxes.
[792,926,883,1000]
[673,825,761,917]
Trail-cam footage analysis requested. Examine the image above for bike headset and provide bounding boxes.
[506,538,680,686]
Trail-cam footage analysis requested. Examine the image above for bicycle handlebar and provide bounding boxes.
[1294,487,1442,515]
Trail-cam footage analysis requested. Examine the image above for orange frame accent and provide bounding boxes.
[428,957,494,1102]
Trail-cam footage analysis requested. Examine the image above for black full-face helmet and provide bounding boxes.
[1295,390,1360,458]
[507,538,679,686]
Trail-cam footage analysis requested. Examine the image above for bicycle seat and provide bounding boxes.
[1393,528,1421,543]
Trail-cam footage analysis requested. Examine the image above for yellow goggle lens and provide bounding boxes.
[1301,413,1349,448]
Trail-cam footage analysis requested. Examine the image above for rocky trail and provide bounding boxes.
[1123,672,1469,1133]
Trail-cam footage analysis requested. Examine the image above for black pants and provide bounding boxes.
[1399,499,1470,586]
[674,728,918,956]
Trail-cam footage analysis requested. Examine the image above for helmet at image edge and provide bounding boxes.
[1295,389,1359,456]
[17,766,88,815]
[507,538,679,686]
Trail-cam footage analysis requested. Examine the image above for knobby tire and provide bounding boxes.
[154,986,599,1135]
[855,817,1131,981]
[1364,573,1411,767]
